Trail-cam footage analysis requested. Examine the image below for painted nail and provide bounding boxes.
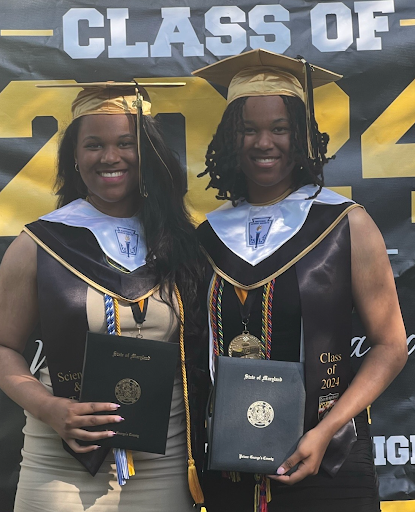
[276,467,285,475]
[94,445,101,450]
[110,404,121,410]
[108,431,116,437]
[115,416,125,422]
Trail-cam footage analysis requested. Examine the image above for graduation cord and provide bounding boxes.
[209,273,275,512]
[261,280,275,361]
[104,294,135,485]
[209,274,275,361]
[174,285,207,510]
[103,290,205,506]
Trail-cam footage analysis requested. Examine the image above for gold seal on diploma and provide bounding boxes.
[115,378,141,405]
[247,401,274,428]
[228,332,261,358]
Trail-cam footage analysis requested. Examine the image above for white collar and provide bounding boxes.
[206,185,352,266]
[40,199,146,272]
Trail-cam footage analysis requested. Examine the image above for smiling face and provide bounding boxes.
[239,95,295,203]
[74,114,139,217]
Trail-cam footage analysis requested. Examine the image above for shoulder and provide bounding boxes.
[0,232,37,282]
[347,207,386,255]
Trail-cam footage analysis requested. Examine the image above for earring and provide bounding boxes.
[74,162,80,172]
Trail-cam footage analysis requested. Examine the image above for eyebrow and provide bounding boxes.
[243,117,289,124]
[81,133,136,143]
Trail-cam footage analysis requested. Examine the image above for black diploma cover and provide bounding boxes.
[80,332,179,454]
[208,357,305,473]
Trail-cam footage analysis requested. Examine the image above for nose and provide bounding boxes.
[254,130,273,151]
[100,145,121,165]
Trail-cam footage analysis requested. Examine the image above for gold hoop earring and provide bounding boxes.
[74,162,80,173]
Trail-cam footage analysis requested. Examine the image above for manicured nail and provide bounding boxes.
[108,431,116,437]
[276,467,285,475]
[110,404,120,410]
[93,445,101,450]
[115,416,125,422]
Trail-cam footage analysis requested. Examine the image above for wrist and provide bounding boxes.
[37,395,66,424]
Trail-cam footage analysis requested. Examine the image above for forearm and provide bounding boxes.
[315,339,407,439]
[0,345,59,422]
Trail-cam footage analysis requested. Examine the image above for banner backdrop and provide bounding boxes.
[0,1,414,510]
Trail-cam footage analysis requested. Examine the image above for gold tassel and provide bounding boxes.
[254,481,260,512]
[230,471,241,483]
[127,450,135,476]
[367,405,372,425]
[188,459,205,504]
[266,477,271,503]
[175,285,205,506]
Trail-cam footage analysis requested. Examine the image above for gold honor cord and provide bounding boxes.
[174,285,206,509]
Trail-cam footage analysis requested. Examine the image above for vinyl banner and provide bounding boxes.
[0,1,414,510]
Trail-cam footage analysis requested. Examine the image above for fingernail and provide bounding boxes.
[115,416,125,422]
[276,467,285,475]
[94,445,101,450]
[108,431,116,437]
[110,404,120,410]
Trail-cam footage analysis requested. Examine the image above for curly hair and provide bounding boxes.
[198,95,331,204]
[55,114,205,333]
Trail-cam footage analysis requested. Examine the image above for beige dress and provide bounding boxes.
[14,288,194,512]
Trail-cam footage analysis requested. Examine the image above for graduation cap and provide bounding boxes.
[193,49,342,160]
[37,81,185,197]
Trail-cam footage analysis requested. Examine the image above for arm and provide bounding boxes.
[271,207,407,484]
[0,232,123,453]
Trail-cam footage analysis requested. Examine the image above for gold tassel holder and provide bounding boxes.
[175,285,206,506]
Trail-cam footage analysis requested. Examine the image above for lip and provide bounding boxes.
[250,156,280,168]
[97,169,128,180]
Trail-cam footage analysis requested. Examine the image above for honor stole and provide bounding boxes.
[199,202,361,476]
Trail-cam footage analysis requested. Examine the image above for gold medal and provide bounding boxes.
[228,331,261,358]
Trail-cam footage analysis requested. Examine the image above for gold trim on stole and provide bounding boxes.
[202,204,363,290]
[23,227,158,303]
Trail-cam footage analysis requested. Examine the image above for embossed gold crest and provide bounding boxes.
[247,401,274,428]
[115,378,141,405]
[228,333,261,358]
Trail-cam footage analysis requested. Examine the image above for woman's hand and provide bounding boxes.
[268,425,332,485]
[41,396,124,453]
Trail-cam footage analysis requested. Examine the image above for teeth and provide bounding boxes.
[255,158,276,163]
[100,171,124,177]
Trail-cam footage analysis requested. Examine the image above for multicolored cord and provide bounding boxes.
[104,294,135,485]
[209,274,275,511]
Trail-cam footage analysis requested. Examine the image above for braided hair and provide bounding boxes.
[198,95,331,204]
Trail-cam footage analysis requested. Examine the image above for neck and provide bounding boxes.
[86,195,137,218]
[247,182,294,205]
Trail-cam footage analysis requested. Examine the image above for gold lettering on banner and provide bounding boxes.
[0,81,78,235]
[362,78,415,178]
[314,82,350,158]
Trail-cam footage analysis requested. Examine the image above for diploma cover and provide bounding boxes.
[208,357,305,473]
[80,332,179,454]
